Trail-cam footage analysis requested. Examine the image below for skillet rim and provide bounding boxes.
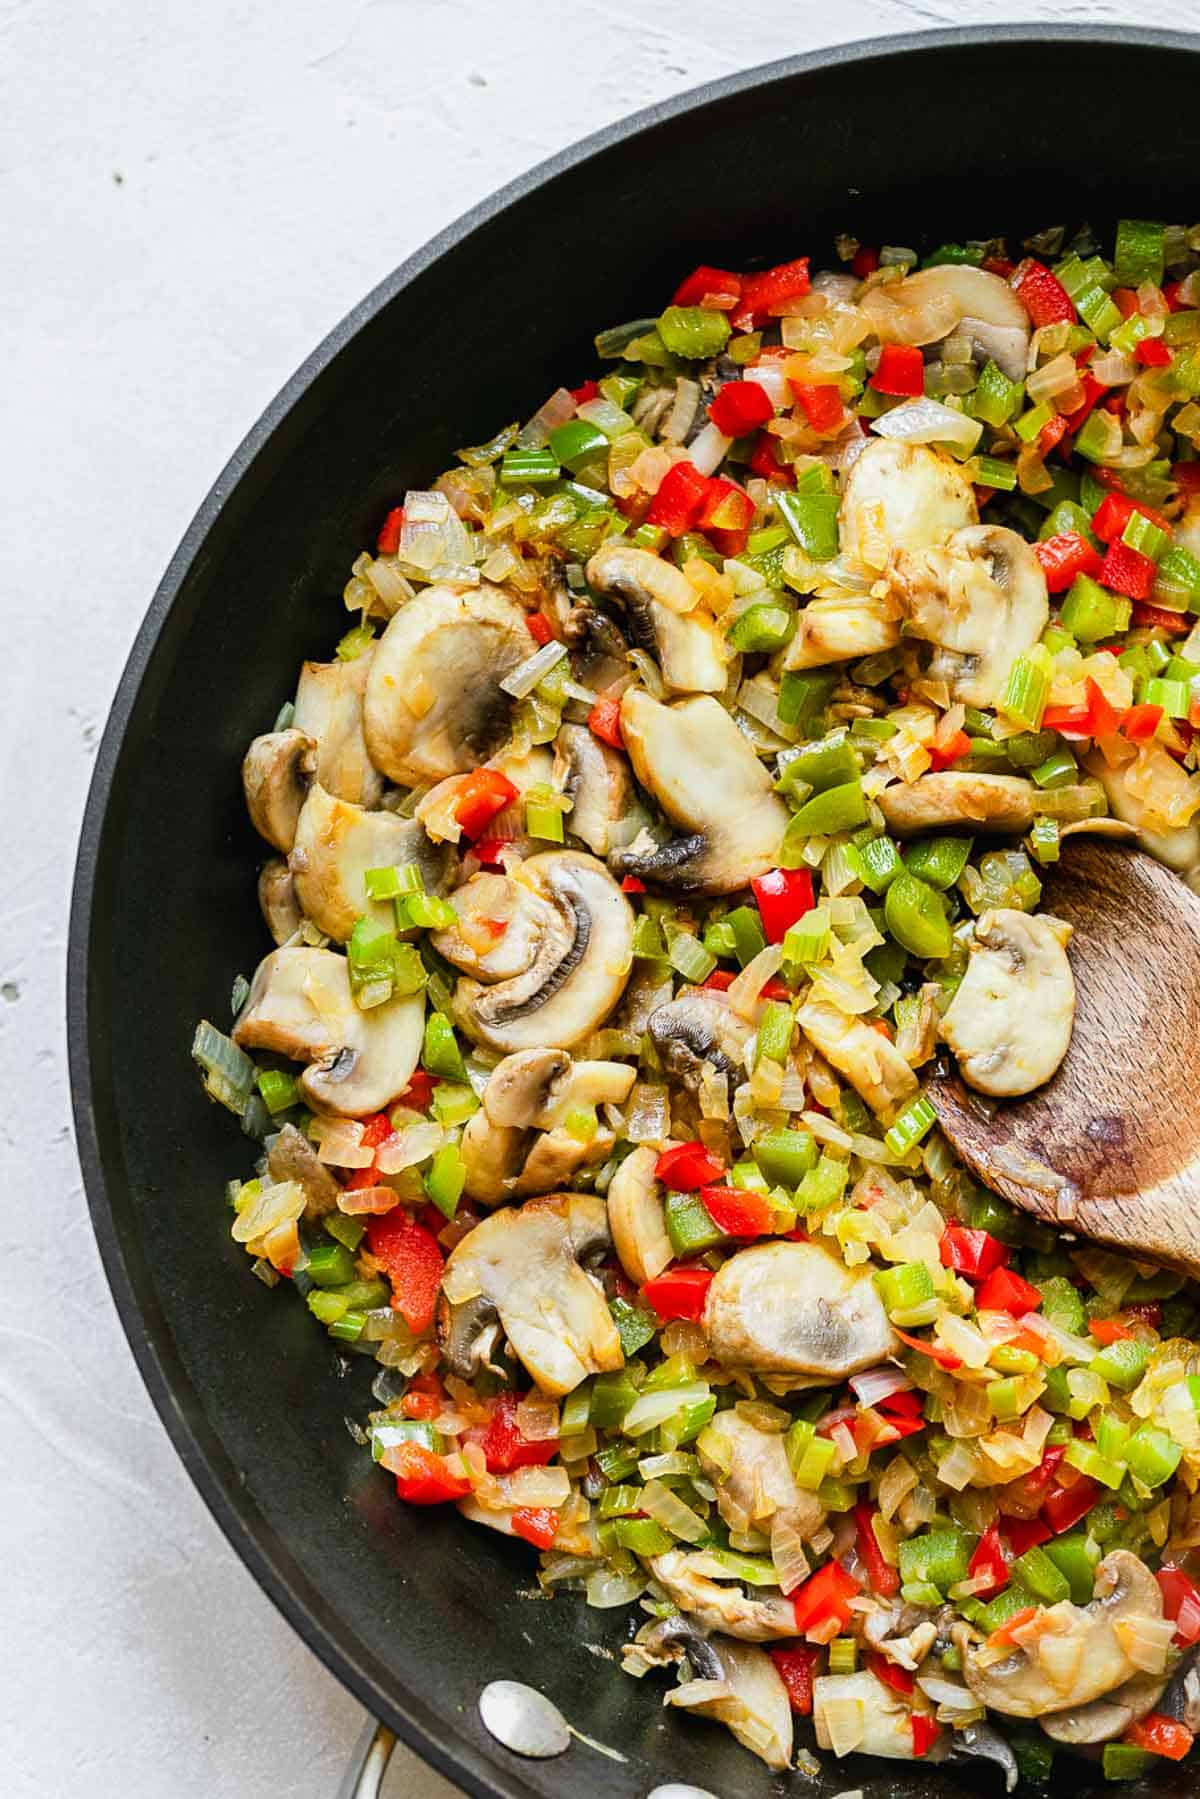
[68,23,1200,1798]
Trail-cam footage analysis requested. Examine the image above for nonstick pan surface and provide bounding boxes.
[69,26,1200,1798]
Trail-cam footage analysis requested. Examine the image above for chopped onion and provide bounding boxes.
[500,639,568,700]
[1114,1613,1176,1674]
[398,490,473,575]
[375,1120,445,1174]
[337,1185,401,1216]
[586,1567,647,1609]
[231,1179,304,1244]
[727,944,784,1018]
[687,421,732,477]
[308,1116,371,1167]
[770,1511,812,1595]
[626,1081,670,1145]
[849,1366,913,1408]
[517,386,576,449]
[871,396,982,455]
[516,1394,561,1442]
[641,1480,708,1543]
[662,378,702,444]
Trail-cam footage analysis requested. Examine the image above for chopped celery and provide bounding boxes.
[1123,1424,1183,1488]
[1089,1338,1150,1392]
[306,1242,357,1288]
[755,1000,794,1065]
[795,1154,849,1215]
[884,1097,937,1159]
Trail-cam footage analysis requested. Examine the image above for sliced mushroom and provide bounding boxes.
[293,652,383,807]
[1084,749,1200,880]
[887,524,1049,707]
[783,592,901,670]
[258,859,303,944]
[1040,1670,1166,1745]
[812,1668,916,1760]
[242,728,316,852]
[231,946,424,1117]
[266,1121,341,1219]
[561,598,631,692]
[363,583,530,785]
[460,1048,635,1206]
[696,1410,823,1541]
[613,692,789,894]
[553,723,632,857]
[931,1720,1020,1791]
[434,851,635,1053]
[797,997,919,1118]
[879,771,1040,836]
[941,908,1075,1097]
[901,263,1031,380]
[663,1635,793,1772]
[607,1145,672,1285]
[431,870,554,983]
[648,1550,797,1641]
[438,1191,622,1395]
[647,987,753,1089]
[585,544,729,693]
[703,1240,898,1376]
[289,782,448,943]
[1159,1644,1200,1732]
[839,439,977,575]
[961,1550,1166,1719]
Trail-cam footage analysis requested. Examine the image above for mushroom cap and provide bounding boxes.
[648,1550,798,1641]
[879,771,1039,837]
[888,524,1049,708]
[839,438,977,574]
[664,1635,793,1771]
[696,1410,822,1540]
[266,1121,341,1219]
[258,858,303,945]
[439,1191,623,1396]
[437,851,635,1053]
[607,1145,672,1286]
[242,728,316,852]
[614,692,790,895]
[900,263,1030,379]
[363,583,530,785]
[293,652,383,808]
[1085,748,1200,877]
[703,1240,898,1376]
[289,783,448,943]
[961,1550,1165,1719]
[941,908,1076,1097]
[647,987,753,1089]
[1040,1671,1166,1745]
[797,996,919,1120]
[585,543,730,693]
[553,723,632,858]
[231,946,424,1117]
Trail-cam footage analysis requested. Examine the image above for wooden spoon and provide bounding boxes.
[929,836,1200,1276]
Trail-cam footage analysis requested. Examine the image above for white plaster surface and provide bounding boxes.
[1,3,1187,1794]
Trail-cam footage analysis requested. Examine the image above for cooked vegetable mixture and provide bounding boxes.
[197,219,1200,1786]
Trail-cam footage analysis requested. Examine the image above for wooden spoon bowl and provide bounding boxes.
[929,837,1200,1276]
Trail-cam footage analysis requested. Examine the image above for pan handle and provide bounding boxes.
[336,1717,396,1799]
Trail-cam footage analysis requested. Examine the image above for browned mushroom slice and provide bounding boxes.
[838,438,977,574]
[812,1668,916,1759]
[879,771,1041,837]
[887,524,1048,708]
[941,909,1075,1096]
[606,1145,672,1286]
[585,543,730,694]
[258,859,303,944]
[663,1635,793,1771]
[648,1550,797,1642]
[266,1121,340,1219]
[553,723,631,857]
[459,1048,634,1206]
[293,651,383,807]
[703,1241,898,1376]
[797,997,919,1118]
[289,782,448,942]
[242,728,316,851]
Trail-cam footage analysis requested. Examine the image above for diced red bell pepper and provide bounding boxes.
[646,460,711,536]
[471,837,511,870]
[866,1651,915,1696]
[1125,1713,1195,1761]
[510,1506,560,1550]
[1131,600,1194,634]
[1042,1474,1101,1535]
[360,1112,395,1149]
[1088,1316,1133,1345]
[910,1714,942,1758]
[894,1326,962,1371]
[851,245,879,278]
[703,968,735,991]
[733,257,811,328]
[968,1522,1010,1598]
[940,1224,1010,1281]
[751,866,815,941]
[397,1070,439,1112]
[366,1211,444,1335]
[1011,258,1076,328]
[1004,1517,1053,1556]
[525,611,554,646]
[393,1443,471,1505]
[749,432,795,486]
[789,381,846,434]
[453,768,519,841]
[1092,491,1174,544]
[376,506,406,555]
[402,1390,441,1422]
[621,874,645,893]
[1101,541,1157,601]
[975,1266,1043,1317]
[1122,701,1165,743]
[672,264,743,311]
[1176,463,1200,497]
[1035,531,1104,592]
[701,1184,774,1238]
[1112,287,1141,320]
[790,1559,860,1635]
[655,1142,727,1190]
[480,1392,560,1474]
[869,344,925,398]
[641,1266,714,1322]
[984,255,1017,277]
[877,1388,924,1420]
[854,1503,900,1598]
[570,379,600,405]
[1137,337,1173,368]
[928,728,971,771]
[769,1645,821,1714]
[698,476,755,556]
[587,695,624,749]
[1020,1443,1067,1500]
[709,379,774,437]
[1157,1567,1200,1646]
[1039,413,1070,457]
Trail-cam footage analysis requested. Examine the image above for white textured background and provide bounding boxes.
[0,3,1179,1794]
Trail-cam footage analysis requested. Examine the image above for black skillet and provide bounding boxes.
[69,26,1200,1799]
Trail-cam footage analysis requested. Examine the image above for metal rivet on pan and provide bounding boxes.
[478,1680,571,1758]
